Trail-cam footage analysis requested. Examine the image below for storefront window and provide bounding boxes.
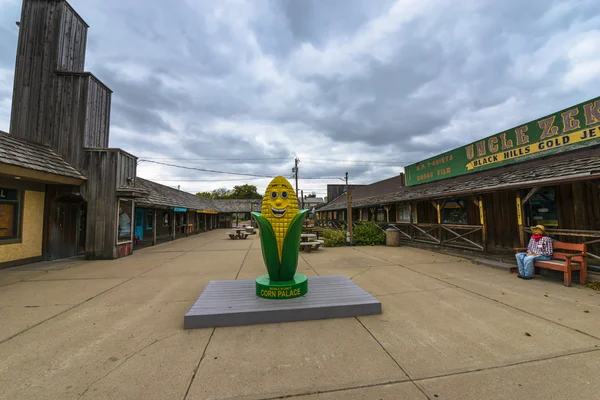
[442,200,467,224]
[376,207,385,222]
[146,211,153,230]
[0,188,21,240]
[164,212,170,226]
[528,187,559,228]
[117,199,133,243]
[397,204,410,221]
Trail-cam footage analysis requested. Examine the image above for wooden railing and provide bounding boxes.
[315,219,348,230]
[316,220,485,252]
[380,222,484,252]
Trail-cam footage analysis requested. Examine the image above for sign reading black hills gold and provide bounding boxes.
[405,97,600,186]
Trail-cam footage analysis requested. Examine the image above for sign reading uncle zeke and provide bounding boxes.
[405,96,600,186]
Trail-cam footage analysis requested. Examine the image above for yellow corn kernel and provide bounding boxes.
[262,176,299,261]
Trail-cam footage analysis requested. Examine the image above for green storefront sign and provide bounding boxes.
[405,96,600,186]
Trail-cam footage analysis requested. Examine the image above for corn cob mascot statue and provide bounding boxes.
[251,176,310,299]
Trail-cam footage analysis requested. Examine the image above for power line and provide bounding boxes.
[139,156,289,161]
[138,157,416,165]
[140,160,345,180]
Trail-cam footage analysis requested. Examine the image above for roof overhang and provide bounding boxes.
[0,163,86,186]
[319,172,600,210]
[116,186,150,199]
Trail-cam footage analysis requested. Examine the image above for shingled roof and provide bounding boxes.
[211,199,263,213]
[319,175,405,210]
[135,178,217,211]
[320,146,600,211]
[0,131,86,180]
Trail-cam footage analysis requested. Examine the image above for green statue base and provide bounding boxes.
[256,273,308,300]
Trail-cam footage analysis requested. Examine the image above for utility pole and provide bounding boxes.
[346,172,353,245]
[294,157,300,203]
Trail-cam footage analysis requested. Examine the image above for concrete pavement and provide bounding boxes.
[0,230,599,400]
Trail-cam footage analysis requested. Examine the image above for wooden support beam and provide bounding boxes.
[478,195,487,252]
[152,209,157,246]
[432,201,442,224]
[384,205,390,222]
[521,187,540,205]
[413,203,418,224]
[172,211,176,240]
[516,192,525,247]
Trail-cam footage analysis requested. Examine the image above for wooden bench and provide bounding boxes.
[514,241,587,287]
[300,240,323,252]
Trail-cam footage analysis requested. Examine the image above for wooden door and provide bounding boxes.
[48,202,79,260]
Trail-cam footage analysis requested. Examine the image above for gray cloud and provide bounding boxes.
[1,0,599,197]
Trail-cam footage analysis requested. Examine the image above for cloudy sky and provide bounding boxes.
[1,0,599,198]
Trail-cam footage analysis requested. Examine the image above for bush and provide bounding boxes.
[323,229,346,247]
[353,221,385,246]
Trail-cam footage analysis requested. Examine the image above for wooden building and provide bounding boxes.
[1,0,219,268]
[0,133,86,267]
[210,199,263,228]
[134,178,218,247]
[318,98,600,264]
[317,175,406,226]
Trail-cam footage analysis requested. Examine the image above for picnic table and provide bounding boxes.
[228,228,248,240]
[300,233,323,252]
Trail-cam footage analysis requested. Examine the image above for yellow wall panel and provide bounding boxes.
[0,190,45,263]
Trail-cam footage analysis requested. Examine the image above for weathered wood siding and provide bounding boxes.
[117,151,137,188]
[84,76,111,148]
[57,1,88,72]
[46,72,88,169]
[83,150,118,259]
[555,181,600,257]
[10,0,88,142]
[483,190,521,251]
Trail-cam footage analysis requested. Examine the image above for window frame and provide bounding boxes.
[0,188,24,245]
[441,200,468,225]
[397,203,411,222]
[146,210,153,231]
[116,198,134,244]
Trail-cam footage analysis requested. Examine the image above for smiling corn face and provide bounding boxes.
[261,176,299,261]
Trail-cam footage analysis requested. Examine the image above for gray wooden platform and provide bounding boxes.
[184,275,382,329]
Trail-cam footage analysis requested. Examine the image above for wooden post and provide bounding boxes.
[152,209,157,246]
[384,206,390,222]
[433,201,441,224]
[347,188,353,245]
[171,210,176,240]
[479,195,487,252]
[359,209,363,221]
[413,203,418,224]
[516,192,525,247]
[434,201,442,243]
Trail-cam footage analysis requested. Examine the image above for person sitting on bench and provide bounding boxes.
[515,225,553,280]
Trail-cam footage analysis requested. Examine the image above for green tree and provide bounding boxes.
[228,184,262,199]
[305,192,317,198]
[196,188,230,199]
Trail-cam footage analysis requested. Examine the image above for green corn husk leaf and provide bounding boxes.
[251,212,280,280]
[279,209,310,281]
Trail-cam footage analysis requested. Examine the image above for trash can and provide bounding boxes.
[385,228,400,247]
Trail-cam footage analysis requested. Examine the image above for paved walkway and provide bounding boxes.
[1,230,599,400]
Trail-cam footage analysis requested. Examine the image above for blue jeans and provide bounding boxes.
[515,253,551,278]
